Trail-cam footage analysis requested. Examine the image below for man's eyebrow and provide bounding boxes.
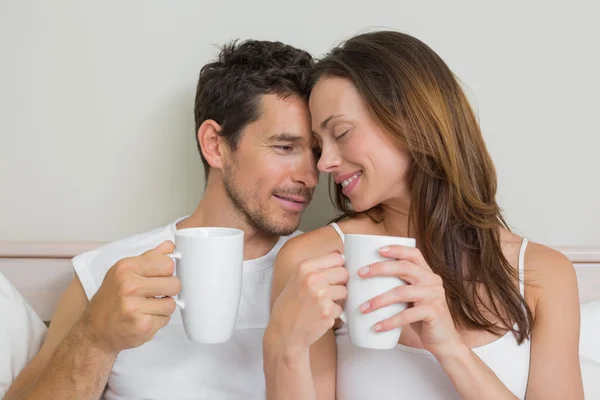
[267,132,304,142]
[320,114,343,129]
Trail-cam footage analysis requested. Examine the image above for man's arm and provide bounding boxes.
[5,240,180,400]
[4,277,115,400]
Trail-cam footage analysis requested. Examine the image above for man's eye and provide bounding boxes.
[274,145,294,152]
[312,147,322,159]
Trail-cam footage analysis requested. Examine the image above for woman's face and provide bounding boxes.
[309,76,411,212]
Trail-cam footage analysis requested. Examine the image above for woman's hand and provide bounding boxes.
[266,251,348,358]
[358,245,463,357]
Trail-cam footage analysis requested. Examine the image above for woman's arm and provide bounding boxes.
[524,244,584,399]
[264,232,346,400]
[264,330,337,400]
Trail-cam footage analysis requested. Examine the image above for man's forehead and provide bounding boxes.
[246,94,312,142]
[259,93,309,119]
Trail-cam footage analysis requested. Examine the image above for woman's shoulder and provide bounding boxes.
[517,235,579,317]
[276,223,344,268]
[525,241,573,271]
[277,214,383,266]
[524,240,577,290]
[500,229,574,280]
[335,212,385,235]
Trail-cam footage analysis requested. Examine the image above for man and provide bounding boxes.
[5,39,318,400]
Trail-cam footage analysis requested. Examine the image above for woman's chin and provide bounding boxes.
[348,198,374,213]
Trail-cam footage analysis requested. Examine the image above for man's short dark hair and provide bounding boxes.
[194,40,314,179]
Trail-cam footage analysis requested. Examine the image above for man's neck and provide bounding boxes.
[176,177,281,261]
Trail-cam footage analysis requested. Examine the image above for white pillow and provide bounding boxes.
[581,356,600,399]
[580,300,600,363]
[0,272,47,398]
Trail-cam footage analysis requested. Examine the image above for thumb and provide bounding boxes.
[144,240,175,255]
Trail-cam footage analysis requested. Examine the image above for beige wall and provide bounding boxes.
[1,0,599,246]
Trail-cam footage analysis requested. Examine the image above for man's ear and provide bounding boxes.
[197,120,229,170]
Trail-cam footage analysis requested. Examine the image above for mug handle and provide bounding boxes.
[166,252,185,309]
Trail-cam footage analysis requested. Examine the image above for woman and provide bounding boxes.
[263,31,584,399]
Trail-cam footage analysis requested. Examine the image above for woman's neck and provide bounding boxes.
[379,197,412,238]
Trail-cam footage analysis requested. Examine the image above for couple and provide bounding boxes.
[5,31,583,399]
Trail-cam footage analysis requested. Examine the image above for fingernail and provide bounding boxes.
[379,246,390,253]
[373,324,382,332]
[359,302,370,312]
[358,266,369,275]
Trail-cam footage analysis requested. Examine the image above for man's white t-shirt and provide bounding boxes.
[72,217,300,400]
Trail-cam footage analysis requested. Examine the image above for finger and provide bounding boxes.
[322,300,344,322]
[306,267,348,299]
[327,284,348,302]
[152,315,171,332]
[143,240,176,256]
[136,254,176,277]
[374,306,435,332]
[331,302,343,320]
[378,245,430,271]
[361,285,441,313]
[300,251,345,273]
[137,276,181,297]
[139,297,177,317]
[358,260,426,284]
[319,266,349,285]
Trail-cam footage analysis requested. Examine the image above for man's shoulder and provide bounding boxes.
[72,219,182,299]
[75,220,178,265]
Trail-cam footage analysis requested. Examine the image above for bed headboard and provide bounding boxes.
[0,241,599,322]
[0,241,104,322]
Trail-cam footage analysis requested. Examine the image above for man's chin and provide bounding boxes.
[273,227,299,236]
[266,214,301,236]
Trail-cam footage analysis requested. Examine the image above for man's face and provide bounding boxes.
[222,94,319,236]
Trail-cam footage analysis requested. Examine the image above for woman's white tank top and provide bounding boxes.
[330,223,531,399]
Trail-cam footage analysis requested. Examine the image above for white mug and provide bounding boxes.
[168,227,244,343]
[341,233,416,349]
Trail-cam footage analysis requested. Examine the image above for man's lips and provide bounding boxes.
[273,194,309,212]
[273,194,308,203]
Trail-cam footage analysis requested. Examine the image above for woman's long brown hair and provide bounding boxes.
[316,31,532,342]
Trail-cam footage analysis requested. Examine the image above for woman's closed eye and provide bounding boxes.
[334,129,350,140]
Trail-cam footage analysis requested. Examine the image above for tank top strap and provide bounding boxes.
[329,222,345,244]
[517,238,529,296]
